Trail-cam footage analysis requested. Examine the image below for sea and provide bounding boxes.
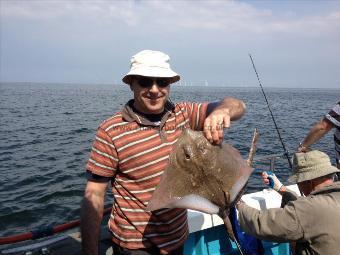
[0,82,339,237]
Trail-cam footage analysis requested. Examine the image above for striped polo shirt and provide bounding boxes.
[86,100,208,253]
[325,101,340,165]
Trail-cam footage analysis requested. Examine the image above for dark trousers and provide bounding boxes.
[112,243,184,255]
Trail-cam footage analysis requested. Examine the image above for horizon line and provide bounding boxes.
[0,81,339,90]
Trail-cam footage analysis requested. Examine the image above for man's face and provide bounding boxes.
[130,76,171,114]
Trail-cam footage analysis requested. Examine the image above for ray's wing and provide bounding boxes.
[146,142,253,214]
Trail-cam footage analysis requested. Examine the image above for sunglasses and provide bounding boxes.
[137,77,171,88]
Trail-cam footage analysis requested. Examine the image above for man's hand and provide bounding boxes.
[297,117,334,153]
[297,143,310,153]
[262,171,284,192]
[203,97,246,145]
[203,108,230,144]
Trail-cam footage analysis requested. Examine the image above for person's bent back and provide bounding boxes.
[237,150,340,255]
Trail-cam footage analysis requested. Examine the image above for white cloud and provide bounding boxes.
[2,0,339,38]
[1,0,339,86]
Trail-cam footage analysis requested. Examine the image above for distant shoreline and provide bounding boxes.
[1,81,339,90]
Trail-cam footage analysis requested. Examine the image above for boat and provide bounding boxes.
[0,154,297,255]
[184,184,300,255]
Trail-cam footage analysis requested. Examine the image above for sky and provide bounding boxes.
[0,0,340,88]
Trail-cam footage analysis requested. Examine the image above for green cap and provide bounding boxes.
[288,150,340,183]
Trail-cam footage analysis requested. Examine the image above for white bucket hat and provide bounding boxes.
[122,50,180,85]
[288,150,340,183]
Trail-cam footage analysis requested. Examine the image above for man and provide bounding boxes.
[237,150,340,255]
[298,101,340,169]
[81,50,246,255]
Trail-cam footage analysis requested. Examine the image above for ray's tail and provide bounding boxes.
[227,128,259,255]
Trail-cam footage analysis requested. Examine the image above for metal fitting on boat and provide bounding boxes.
[39,247,50,255]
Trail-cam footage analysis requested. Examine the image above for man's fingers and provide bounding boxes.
[223,115,230,128]
[217,128,224,141]
[203,123,213,143]
[204,114,228,144]
[203,108,231,144]
[211,119,223,144]
[204,127,223,144]
[211,130,220,144]
[262,172,270,185]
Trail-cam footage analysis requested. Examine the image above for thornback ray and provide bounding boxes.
[146,128,255,248]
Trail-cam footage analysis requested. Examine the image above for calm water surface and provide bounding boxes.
[0,83,339,236]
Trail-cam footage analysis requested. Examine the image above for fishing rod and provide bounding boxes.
[248,54,293,170]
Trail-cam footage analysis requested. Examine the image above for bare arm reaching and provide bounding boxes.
[298,118,334,152]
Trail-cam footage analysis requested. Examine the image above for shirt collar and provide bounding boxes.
[121,99,175,127]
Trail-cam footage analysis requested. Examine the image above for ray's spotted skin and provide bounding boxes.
[147,129,254,243]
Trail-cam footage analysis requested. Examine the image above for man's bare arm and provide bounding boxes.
[81,181,109,255]
[298,118,334,152]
